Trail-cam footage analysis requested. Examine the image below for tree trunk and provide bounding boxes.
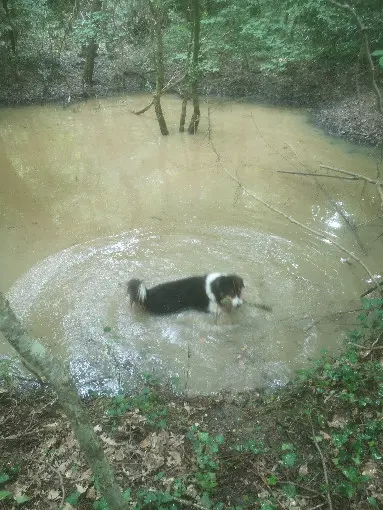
[179,94,188,132]
[187,0,201,135]
[0,293,127,510]
[82,0,102,86]
[149,0,169,135]
[2,0,17,53]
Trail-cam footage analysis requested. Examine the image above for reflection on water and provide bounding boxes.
[1,95,382,394]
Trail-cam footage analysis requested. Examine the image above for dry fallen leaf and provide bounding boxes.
[86,487,98,500]
[362,461,377,477]
[47,489,60,500]
[298,463,308,476]
[140,436,150,449]
[100,434,117,446]
[167,450,181,466]
[327,415,347,429]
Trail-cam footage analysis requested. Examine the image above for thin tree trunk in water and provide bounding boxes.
[179,95,188,132]
[187,0,201,134]
[83,0,102,86]
[149,0,169,135]
[0,293,127,510]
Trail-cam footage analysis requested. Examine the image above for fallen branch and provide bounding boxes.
[309,418,333,510]
[51,464,65,509]
[0,429,43,441]
[361,280,383,297]
[320,164,383,212]
[349,342,383,350]
[278,170,360,181]
[308,504,326,510]
[243,299,272,312]
[210,141,380,289]
[319,165,380,186]
[132,73,187,115]
[132,99,154,115]
[172,496,208,510]
[317,182,367,255]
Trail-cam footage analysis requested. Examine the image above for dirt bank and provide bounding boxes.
[1,328,382,510]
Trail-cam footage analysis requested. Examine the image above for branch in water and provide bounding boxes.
[209,141,380,291]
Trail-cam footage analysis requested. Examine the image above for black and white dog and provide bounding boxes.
[127,273,244,315]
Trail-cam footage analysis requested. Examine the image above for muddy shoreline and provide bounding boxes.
[1,54,382,147]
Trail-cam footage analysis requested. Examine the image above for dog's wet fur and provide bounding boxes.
[127,273,244,315]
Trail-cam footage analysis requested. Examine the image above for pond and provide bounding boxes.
[0,94,382,394]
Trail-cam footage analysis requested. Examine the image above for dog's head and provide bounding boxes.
[210,274,244,311]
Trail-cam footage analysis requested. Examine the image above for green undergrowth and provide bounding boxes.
[1,297,382,509]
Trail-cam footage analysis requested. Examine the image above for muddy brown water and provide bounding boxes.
[1,94,382,394]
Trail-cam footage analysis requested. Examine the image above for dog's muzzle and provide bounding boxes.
[231,296,243,308]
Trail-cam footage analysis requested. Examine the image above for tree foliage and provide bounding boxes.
[0,0,382,94]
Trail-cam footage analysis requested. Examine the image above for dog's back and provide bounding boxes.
[146,276,208,314]
[127,273,244,315]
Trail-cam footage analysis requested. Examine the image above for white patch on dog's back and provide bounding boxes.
[138,282,147,303]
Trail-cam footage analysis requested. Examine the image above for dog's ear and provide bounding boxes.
[232,275,244,289]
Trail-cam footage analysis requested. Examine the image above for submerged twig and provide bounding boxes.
[285,142,306,168]
[243,300,272,312]
[317,182,367,255]
[278,170,360,181]
[361,280,383,297]
[319,165,380,186]
[320,164,383,212]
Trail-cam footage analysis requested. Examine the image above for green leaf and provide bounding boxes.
[103,326,112,333]
[267,475,278,486]
[93,498,108,510]
[15,494,30,505]
[282,483,297,498]
[341,467,359,483]
[371,50,383,56]
[0,473,10,485]
[282,453,297,467]
[122,489,131,502]
[0,490,13,501]
[198,432,210,443]
[260,504,277,510]
[200,492,212,508]
[368,496,377,507]
[379,56,383,70]
[66,490,81,506]
[281,443,294,451]
[338,482,355,498]
[215,434,224,444]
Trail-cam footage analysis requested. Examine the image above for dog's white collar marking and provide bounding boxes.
[205,272,225,314]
